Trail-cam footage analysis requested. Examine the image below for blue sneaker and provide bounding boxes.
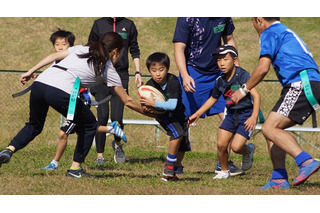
[260,179,290,189]
[110,121,127,143]
[42,162,58,170]
[0,148,13,167]
[293,159,320,186]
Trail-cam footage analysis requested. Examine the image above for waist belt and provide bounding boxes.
[300,69,320,111]
[53,65,80,121]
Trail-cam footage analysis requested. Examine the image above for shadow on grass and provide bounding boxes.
[125,156,166,164]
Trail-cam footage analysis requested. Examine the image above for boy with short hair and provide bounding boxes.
[140,52,191,181]
[189,44,259,179]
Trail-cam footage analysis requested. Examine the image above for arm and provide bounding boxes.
[244,87,260,131]
[20,50,69,85]
[188,97,218,126]
[113,86,145,115]
[174,42,196,93]
[140,95,178,111]
[231,56,271,104]
[133,57,143,88]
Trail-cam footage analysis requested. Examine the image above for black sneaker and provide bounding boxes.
[0,148,13,167]
[162,162,177,181]
[66,168,91,178]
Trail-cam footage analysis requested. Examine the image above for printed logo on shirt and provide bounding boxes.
[122,28,126,31]
[213,24,226,33]
[231,85,240,92]
[118,32,128,39]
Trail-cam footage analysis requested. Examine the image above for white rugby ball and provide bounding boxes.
[138,85,167,114]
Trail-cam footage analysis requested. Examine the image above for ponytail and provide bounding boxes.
[78,32,124,76]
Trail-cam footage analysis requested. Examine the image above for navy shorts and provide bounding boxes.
[220,108,253,140]
[157,116,191,152]
[179,66,225,118]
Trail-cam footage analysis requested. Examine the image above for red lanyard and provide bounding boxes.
[113,17,116,32]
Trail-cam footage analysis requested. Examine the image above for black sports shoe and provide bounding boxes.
[0,148,13,167]
[162,162,179,181]
[66,168,91,178]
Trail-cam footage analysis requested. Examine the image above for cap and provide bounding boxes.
[211,44,238,57]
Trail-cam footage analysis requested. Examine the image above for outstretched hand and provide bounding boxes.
[19,71,34,85]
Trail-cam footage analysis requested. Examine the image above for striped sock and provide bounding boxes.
[166,153,177,164]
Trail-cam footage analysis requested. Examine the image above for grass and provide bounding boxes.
[0,17,320,197]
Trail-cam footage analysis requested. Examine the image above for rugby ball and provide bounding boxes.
[138,85,166,114]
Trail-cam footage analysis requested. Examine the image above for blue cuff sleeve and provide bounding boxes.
[155,99,178,111]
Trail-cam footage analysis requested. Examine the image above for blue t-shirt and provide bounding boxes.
[173,17,235,75]
[259,21,320,86]
[211,67,253,111]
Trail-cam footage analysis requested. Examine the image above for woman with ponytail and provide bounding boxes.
[0,32,145,178]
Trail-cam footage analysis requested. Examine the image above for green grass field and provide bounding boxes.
[0,17,320,197]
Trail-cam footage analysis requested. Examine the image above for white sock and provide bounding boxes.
[51,160,59,167]
[107,126,114,134]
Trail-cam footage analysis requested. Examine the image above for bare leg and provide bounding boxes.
[217,129,234,170]
[54,131,68,162]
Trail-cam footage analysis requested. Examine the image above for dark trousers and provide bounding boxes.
[91,78,129,153]
[9,82,97,163]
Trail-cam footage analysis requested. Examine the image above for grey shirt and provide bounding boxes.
[35,45,122,94]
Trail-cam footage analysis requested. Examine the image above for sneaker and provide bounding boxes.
[162,175,180,182]
[241,143,255,171]
[162,162,179,181]
[0,148,13,167]
[109,121,127,143]
[213,170,230,179]
[112,140,126,163]
[66,168,91,178]
[292,159,320,186]
[96,158,105,167]
[215,160,245,176]
[260,178,290,189]
[42,162,58,170]
[163,162,175,177]
[175,164,184,175]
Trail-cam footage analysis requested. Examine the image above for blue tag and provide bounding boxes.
[67,77,81,121]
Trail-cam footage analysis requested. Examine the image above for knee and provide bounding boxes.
[59,131,68,140]
[231,143,243,154]
[261,123,271,137]
[217,141,228,152]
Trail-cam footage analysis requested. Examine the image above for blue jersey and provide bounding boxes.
[173,17,235,75]
[211,67,253,110]
[259,22,320,86]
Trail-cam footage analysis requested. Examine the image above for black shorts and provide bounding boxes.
[272,81,320,125]
[157,116,191,152]
[60,119,76,135]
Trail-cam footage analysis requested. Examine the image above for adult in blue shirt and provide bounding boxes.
[173,17,242,176]
[232,17,320,189]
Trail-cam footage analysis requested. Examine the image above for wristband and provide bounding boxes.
[241,84,250,94]
[239,88,247,96]
[135,71,141,75]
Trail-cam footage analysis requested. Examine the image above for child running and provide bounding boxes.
[42,29,125,170]
[140,52,191,181]
[0,32,144,178]
[189,44,259,179]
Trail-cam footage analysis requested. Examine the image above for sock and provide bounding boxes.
[166,153,177,164]
[51,160,59,167]
[107,126,114,133]
[70,166,81,171]
[6,146,14,152]
[295,151,312,167]
[271,169,288,179]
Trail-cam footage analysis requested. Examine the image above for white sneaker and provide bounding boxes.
[241,143,255,171]
[213,170,230,179]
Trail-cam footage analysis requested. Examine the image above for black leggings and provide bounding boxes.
[91,78,129,153]
[9,82,97,163]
